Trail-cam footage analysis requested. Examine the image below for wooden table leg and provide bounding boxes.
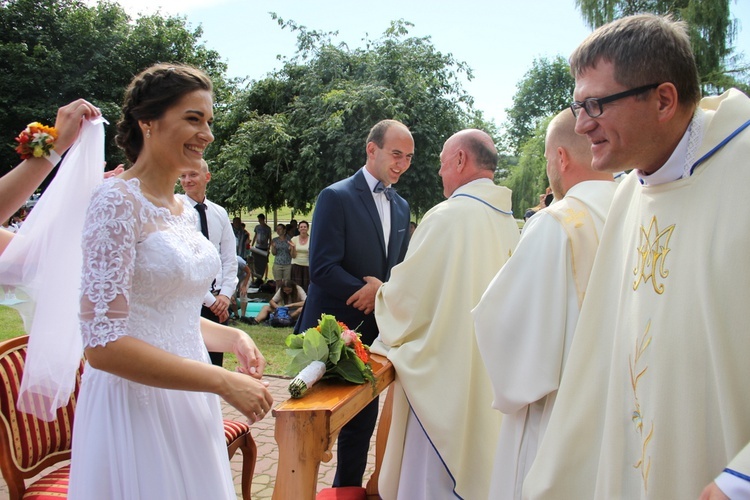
[272,411,333,500]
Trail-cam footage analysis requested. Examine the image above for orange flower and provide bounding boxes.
[352,337,369,363]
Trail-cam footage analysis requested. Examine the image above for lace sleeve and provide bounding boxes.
[79,181,138,348]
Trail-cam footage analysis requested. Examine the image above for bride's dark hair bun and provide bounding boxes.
[115,63,213,163]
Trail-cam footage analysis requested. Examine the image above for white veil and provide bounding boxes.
[0,117,106,421]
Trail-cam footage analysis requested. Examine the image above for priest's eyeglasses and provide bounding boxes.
[570,83,661,118]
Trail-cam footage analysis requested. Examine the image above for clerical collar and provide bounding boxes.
[451,178,512,215]
[362,167,389,192]
[452,178,493,195]
[636,108,705,186]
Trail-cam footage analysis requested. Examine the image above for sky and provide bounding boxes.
[106,0,750,127]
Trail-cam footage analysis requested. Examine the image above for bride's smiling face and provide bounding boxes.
[144,90,214,172]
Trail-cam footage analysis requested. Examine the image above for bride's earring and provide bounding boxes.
[146,129,151,139]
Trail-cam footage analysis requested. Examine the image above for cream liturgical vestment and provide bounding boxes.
[524,89,750,499]
[473,180,616,500]
[371,180,520,499]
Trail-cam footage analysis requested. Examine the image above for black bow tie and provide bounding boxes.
[373,181,395,201]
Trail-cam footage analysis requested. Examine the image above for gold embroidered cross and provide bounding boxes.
[633,216,675,294]
[562,208,585,228]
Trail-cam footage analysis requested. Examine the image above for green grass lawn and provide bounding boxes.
[0,305,292,377]
[227,322,293,377]
[0,305,26,340]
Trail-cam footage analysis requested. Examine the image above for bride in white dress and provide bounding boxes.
[68,63,273,499]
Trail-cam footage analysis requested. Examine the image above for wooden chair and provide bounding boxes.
[223,418,258,499]
[0,335,257,499]
[0,335,80,500]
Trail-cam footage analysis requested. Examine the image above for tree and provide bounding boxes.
[502,117,551,219]
[0,0,228,179]
[501,56,575,156]
[575,0,748,94]
[209,17,488,217]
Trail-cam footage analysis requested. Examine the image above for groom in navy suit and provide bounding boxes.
[296,119,414,487]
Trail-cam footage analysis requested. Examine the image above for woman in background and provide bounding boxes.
[248,279,306,327]
[290,220,310,292]
[271,223,292,285]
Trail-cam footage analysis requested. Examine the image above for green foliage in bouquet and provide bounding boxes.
[285,314,375,398]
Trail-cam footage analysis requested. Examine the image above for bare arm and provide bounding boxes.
[0,99,101,222]
[0,228,12,255]
[238,265,251,297]
[199,317,266,377]
[86,324,272,422]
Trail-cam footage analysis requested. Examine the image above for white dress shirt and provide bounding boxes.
[183,194,238,307]
[362,167,391,254]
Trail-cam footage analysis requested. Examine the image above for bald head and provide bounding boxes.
[545,110,612,199]
[439,129,497,197]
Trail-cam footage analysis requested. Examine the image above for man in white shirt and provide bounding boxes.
[473,109,615,499]
[180,160,238,366]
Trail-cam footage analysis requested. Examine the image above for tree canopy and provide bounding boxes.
[0,0,228,178]
[575,0,748,93]
[503,117,551,218]
[207,17,489,217]
[502,56,575,157]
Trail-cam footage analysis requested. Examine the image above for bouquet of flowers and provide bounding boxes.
[285,314,375,398]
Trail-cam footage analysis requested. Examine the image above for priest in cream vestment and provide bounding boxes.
[370,129,519,499]
[473,109,615,500]
[524,14,750,499]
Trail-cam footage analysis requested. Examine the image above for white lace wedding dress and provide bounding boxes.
[68,178,236,499]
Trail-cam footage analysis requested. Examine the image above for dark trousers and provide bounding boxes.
[333,396,380,487]
[253,253,269,280]
[201,305,225,367]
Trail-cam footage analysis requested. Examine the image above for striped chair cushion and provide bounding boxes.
[22,464,70,499]
[223,419,251,445]
[0,344,81,471]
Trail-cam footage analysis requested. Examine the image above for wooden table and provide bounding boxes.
[271,354,394,500]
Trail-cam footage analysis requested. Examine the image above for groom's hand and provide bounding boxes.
[346,276,383,315]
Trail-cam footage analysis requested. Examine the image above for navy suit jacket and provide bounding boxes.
[296,168,410,344]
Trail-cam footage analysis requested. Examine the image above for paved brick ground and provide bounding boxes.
[0,375,381,499]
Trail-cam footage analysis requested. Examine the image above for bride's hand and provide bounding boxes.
[233,333,266,379]
[220,370,273,424]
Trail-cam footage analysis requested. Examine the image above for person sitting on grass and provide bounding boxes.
[245,279,306,327]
